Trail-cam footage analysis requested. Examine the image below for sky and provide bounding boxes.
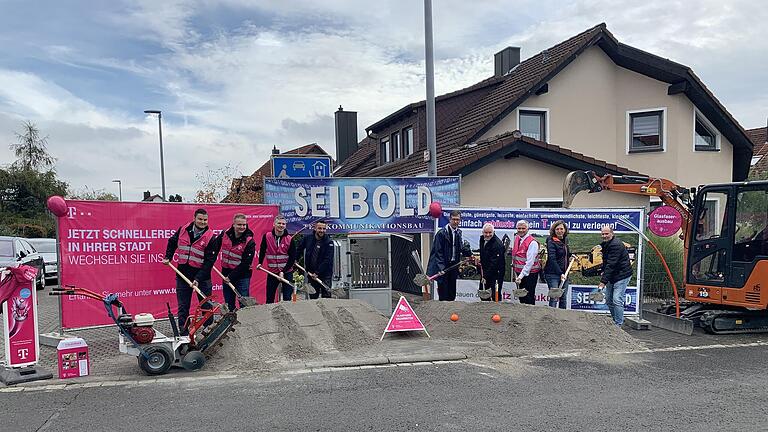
[0,0,766,201]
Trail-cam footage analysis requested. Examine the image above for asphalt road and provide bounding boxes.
[4,343,767,432]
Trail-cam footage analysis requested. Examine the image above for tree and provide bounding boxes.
[10,121,55,172]
[194,163,241,203]
[69,186,118,201]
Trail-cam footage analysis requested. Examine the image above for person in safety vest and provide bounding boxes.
[510,219,541,305]
[287,220,333,299]
[163,208,219,335]
[256,214,296,303]
[216,213,256,310]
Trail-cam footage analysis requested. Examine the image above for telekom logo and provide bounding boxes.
[67,206,78,219]
[17,348,29,360]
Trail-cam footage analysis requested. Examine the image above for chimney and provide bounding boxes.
[494,47,520,78]
[272,145,280,155]
[335,105,358,165]
[143,191,150,200]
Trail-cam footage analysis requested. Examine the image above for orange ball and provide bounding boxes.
[450,313,459,322]
[491,314,501,323]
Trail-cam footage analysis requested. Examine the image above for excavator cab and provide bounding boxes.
[687,182,768,309]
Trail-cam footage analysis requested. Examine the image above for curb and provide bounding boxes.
[304,352,468,369]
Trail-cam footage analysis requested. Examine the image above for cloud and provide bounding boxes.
[0,0,766,205]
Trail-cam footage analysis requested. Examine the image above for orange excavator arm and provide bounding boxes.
[562,171,694,240]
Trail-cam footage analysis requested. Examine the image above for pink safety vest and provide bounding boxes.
[220,233,253,270]
[511,235,541,274]
[177,225,214,268]
[265,232,293,272]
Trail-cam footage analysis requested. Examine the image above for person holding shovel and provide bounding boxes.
[544,220,570,309]
[479,223,505,302]
[216,213,256,310]
[511,220,541,305]
[163,208,219,335]
[427,210,471,301]
[256,214,296,303]
[288,220,333,299]
[598,225,633,326]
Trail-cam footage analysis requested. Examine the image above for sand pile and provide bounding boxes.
[212,299,387,371]
[207,298,644,372]
[413,301,643,356]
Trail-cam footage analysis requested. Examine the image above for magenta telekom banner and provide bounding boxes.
[58,200,279,329]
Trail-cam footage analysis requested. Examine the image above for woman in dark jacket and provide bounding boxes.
[544,220,570,309]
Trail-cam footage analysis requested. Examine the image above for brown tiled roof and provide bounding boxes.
[342,23,607,177]
[747,126,768,174]
[223,143,331,203]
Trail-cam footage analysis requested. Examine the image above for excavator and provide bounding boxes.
[563,170,768,334]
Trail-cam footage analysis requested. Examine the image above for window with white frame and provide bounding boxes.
[527,198,562,208]
[379,137,390,164]
[403,127,414,156]
[391,132,401,160]
[519,110,547,142]
[694,114,719,151]
[629,110,664,153]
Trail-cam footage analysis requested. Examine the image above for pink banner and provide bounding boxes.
[58,201,279,328]
[2,265,40,367]
[648,205,682,237]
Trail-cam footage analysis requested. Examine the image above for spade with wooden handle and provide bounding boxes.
[165,261,226,313]
[548,255,576,300]
[255,265,300,295]
[212,266,258,307]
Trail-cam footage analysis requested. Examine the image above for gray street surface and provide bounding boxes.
[4,342,767,432]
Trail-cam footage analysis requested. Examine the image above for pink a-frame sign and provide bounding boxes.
[380,296,429,340]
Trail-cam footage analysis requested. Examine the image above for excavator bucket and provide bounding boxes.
[563,171,598,208]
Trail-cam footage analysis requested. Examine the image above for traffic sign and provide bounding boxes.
[271,154,332,178]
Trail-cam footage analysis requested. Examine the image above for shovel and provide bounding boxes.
[412,258,470,286]
[510,272,528,299]
[411,250,431,300]
[212,266,258,307]
[477,264,491,300]
[589,289,606,302]
[293,262,347,298]
[548,255,576,301]
[286,263,316,296]
[256,265,300,293]
[166,262,227,313]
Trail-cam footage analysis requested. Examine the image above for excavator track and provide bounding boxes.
[194,311,239,356]
[700,310,768,334]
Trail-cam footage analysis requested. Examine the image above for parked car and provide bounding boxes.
[0,236,46,290]
[27,238,58,283]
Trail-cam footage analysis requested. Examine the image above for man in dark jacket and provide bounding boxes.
[216,213,256,310]
[289,220,333,299]
[598,225,633,325]
[479,223,505,301]
[427,210,471,301]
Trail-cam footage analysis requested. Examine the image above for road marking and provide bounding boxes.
[525,341,768,359]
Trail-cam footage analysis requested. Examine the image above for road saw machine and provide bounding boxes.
[563,170,768,334]
[51,285,238,375]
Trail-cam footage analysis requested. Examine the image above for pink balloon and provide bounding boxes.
[428,202,442,218]
[46,195,68,217]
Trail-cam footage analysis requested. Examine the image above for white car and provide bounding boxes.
[292,161,306,170]
[27,238,58,282]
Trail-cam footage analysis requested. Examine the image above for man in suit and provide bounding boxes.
[427,210,470,301]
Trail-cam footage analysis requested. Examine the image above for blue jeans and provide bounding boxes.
[223,277,251,310]
[605,276,630,325]
[544,274,568,309]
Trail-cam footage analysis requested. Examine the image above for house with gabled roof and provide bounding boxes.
[747,126,768,177]
[334,23,754,209]
[223,143,332,203]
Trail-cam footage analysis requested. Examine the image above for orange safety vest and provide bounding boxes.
[265,232,293,272]
[220,233,253,270]
[511,234,541,275]
[177,225,214,268]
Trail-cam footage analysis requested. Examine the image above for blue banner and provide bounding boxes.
[438,208,642,234]
[264,177,460,233]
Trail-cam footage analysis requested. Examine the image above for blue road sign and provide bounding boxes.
[272,155,333,178]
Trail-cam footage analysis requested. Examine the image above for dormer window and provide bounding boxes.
[694,112,720,152]
[379,137,391,164]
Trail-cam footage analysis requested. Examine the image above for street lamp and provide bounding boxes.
[144,109,166,201]
[112,179,122,201]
